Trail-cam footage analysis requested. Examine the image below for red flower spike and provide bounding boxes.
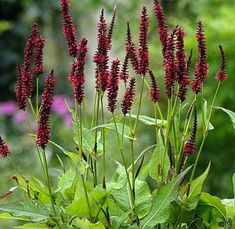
[215,45,227,81]
[187,49,193,76]
[138,6,149,75]
[61,0,79,57]
[108,6,116,50]
[34,35,45,75]
[93,9,110,92]
[0,137,10,158]
[126,22,139,75]
[149,70,160,103]
[107,59,120,112]
[184,109,197,155]
[69,38,88,104]
[16,65,27,110]
[23,23,39,71]
[175,27,190,102]
[119,51,129,85]
[153,0,169,58]
[121,77,136,115]
[164,31,176,98]
[36,70,56,149]
[192,20,209,94]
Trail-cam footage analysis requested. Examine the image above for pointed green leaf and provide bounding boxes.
[90,122,133,140]
[186,163,211,210]
[214,106,235,129]
[112,180,152,219]
[130,114,167,127]
[0,202,49,222]
[15,223,47,228]
[149,130,170,182]
[141,167,192,228]
[197,192,226,224]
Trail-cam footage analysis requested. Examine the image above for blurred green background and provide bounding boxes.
[0,0,234,227]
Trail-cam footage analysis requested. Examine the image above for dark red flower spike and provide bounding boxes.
[107,59,120,112]
[215,45,227,81]
[175,27,190,102]
[0,137,10,158]
[184,108,197,155]
[36,70,56,149]
[121,77,136,115]
[93,9,110,92]
[61,0,79,57]
[69,38,88,105]
[138,6,149,75]
[108,6,116,50]
[126,22,139,75]
[149,70,160,103]
[192,20,209,94]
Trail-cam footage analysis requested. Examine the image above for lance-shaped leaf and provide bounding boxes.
[0,202,49,222]
[214,106,235,129]
[141,166,192,228]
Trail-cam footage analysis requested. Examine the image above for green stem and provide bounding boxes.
[81,174,93,221]
[93,92,101,186]
[189,81,221,184]
[41,149,56,215]
[133,75,145,133]
[36,77,39,118]
[112,114,134,212]
[101,96,106,190]
[27,98,36,119]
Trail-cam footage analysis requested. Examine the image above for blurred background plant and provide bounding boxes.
[0,0,234,227]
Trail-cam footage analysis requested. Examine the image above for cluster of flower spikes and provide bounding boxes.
[36,71,56,149]
[125,6,149,76]
[16,23,45,110]
[0,137,10,158]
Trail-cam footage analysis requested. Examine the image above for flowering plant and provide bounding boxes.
[0,0,234,228]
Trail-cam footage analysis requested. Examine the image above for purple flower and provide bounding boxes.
[52,95,70,116]
[13,111,26,124]
[63,113,73,126]
[0,101,17,116]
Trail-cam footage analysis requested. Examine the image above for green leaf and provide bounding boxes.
[15,223,47,228]
[213,106,235,129]
[0,202,49,222]
[197,192,226,224]
[58,168,77,199]
[115,210,132,229]
[130,114,167,127]
[91,122,133,140]
[221,199,235,220]
[73,218,105,228]
[112,180,152,219]
[233,173,235,199]
[49,140,81,163]
[73,122,102,156]
[149,130,170,182]
[141,167,192,228]
[186,163,211,210]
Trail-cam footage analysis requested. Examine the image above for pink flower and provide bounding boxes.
[0,101,17,116]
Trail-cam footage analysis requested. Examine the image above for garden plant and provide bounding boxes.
[0,0,234,228]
